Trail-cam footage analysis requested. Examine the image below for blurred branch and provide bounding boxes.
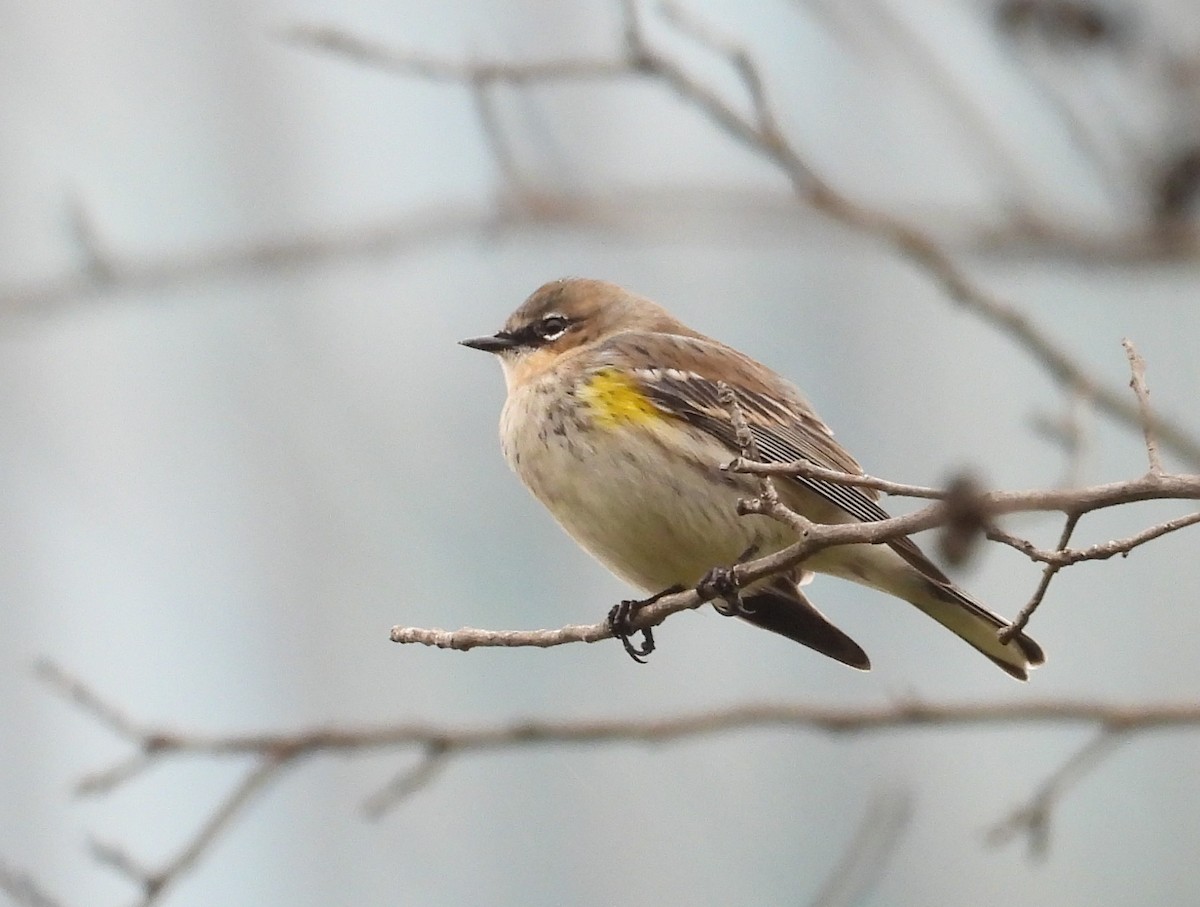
[3,190,1195,326]
[40,660,1200,904]
[33,663,296,907]
[994,1,1138,216]
[89,759,289,907]
[803,0,1039,201]
[1030,387,1089,488]
[0,858,67,907]
[279,24,628,82]
[286,3,1200,470]
[985,727,1128,858]
[0,203,492,321]
[808,790,911,907]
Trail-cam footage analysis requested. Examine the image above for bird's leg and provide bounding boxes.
[699,545,759,617]
[607,584,683,664]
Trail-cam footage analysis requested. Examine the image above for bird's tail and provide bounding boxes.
[738,577,872,671]
[906,579,1045,680]
[837,543,1046,680]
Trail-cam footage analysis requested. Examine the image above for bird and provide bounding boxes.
[460,278,1045,680]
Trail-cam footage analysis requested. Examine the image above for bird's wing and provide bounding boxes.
[602,331,955,586]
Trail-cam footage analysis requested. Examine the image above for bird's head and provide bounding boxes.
[460,278,688,389]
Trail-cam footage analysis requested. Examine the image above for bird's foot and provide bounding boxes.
[607,585,683,664]
[698,546,758,617]
[699,566,745,616]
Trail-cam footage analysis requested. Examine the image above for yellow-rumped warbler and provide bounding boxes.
[462,278,1044,680]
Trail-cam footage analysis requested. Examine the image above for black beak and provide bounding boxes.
[459,333,518,353]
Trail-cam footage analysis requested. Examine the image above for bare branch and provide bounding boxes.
[391,619,632,650]
[281,24,628,82]
[804,0,1039,204]
[658,1,777,135]
[807,790,911,907]
[0,857,69,907]
[990,510,1200,568]
[718,382,782,513]
[281,13,1200,469]
[93,759,290,907]
[0,202,499,321]
[362,747,451,819]
[468,81,528,197]
[144,759,288,906]
[44,659,1200,897]
[1123,339,1164,475]
[66,192,117,285]
[393,468,1200,652]
[46,662,1200,761]
[726,457,945,499]
[76,751,156,797]
[999,511,1081,642]
[35,660,144,740]
[985,729,1127,857]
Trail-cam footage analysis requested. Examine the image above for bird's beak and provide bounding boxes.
[459,333,518,353]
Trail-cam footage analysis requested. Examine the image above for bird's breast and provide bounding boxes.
[497,374,795,591]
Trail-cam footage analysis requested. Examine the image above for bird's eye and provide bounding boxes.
[535,315,571,341]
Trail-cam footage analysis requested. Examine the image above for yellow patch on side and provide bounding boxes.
[581,369,664,428]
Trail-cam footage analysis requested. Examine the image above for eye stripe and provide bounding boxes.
[503,314,573,347]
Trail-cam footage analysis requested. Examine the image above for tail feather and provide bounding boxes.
[812,542,1045,680]
[739,577,871,671]
[914,580,1045,681]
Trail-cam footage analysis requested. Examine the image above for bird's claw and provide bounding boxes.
[608,600,655,663]
[607,584,683,664]
[698,563,755,617]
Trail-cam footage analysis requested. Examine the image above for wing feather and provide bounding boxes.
[597,332,954,585]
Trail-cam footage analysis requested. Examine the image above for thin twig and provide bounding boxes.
[1123,339,1163,475]
[999,511,1081,642]
[726,457,946,499]
[467,78,541,202]
[66,193,117,285]
[35,660,143,739]
[717,382,780,509]
[76,751,156,797]
[989,510,1200,568]
[804,0,1038,204]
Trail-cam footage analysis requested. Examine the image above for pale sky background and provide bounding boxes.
[2,2,1200,906]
